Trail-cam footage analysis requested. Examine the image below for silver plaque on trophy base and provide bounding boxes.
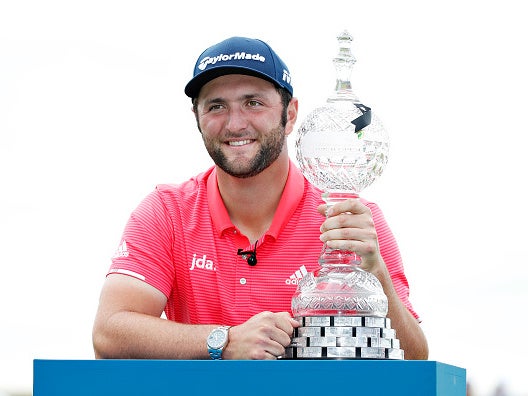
[283,316,404,360]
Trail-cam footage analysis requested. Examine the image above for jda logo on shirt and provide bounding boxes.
[190,254,216,271]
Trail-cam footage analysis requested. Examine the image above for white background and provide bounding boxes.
[1,1,527,395]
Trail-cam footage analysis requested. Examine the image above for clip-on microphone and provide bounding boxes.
[237,240,258,266]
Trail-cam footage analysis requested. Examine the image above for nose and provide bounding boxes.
[225,107,248,133]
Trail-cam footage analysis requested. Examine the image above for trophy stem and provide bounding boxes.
[320,190,362,266]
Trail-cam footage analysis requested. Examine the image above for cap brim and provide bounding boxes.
[184,66,280,99]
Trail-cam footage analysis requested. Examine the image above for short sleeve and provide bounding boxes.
[108,189,175,298]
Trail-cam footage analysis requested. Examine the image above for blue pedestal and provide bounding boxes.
[33,359,465,396]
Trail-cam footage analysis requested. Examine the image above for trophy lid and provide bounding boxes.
[330,30,358,101]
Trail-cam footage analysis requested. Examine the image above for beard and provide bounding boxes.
[202,124,286,179]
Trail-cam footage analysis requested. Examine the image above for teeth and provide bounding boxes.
[229,140,252,146]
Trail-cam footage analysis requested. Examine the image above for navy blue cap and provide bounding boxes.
[184,36,293,98]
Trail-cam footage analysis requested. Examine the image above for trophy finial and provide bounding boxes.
[335,30,355,62]
[336,30,354,47]
[332,30,357,100]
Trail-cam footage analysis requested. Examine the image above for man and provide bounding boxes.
[92,36,428,360]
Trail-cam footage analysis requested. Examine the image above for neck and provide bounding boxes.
[216,154,290,242]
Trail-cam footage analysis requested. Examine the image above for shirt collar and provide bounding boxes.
[207,160,305,239]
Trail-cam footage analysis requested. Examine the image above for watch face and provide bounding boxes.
[208,328,227,349]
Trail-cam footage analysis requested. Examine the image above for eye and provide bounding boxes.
[208,103,225,112]
[247,100,262,107]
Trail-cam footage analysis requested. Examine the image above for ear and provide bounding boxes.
[284,97,299,137]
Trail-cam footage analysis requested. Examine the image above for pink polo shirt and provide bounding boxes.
[109,162,418,324]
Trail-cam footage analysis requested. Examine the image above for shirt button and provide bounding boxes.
[239,278,247,285]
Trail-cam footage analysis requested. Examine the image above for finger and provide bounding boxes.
[262,314,296,350]
[320,222,378,245]
[320,214,352,233]
[322,209,376,234]
[290,317,301,328]
[317,203,327,216]
[326,198,366,217]
[265,340,287,358]
[273,312,297,334]
[323,238,362,252]
[267,325,295,348]
[322,233,379,258]
[262,351,277,360]
[320,226,363,243]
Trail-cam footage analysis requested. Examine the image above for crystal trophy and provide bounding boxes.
[286,31,403,360]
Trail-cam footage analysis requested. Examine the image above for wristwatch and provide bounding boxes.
[206,326,231,360]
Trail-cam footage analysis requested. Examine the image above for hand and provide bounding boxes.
[318,198,382,272]
[224,311,299,360]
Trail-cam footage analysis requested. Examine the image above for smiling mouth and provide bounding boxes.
[228,140,253,146]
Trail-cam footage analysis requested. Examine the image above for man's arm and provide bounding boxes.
[92,274,298,359]
[92,274,214,359]
[318,199,429,360]
[371,264,429,360]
